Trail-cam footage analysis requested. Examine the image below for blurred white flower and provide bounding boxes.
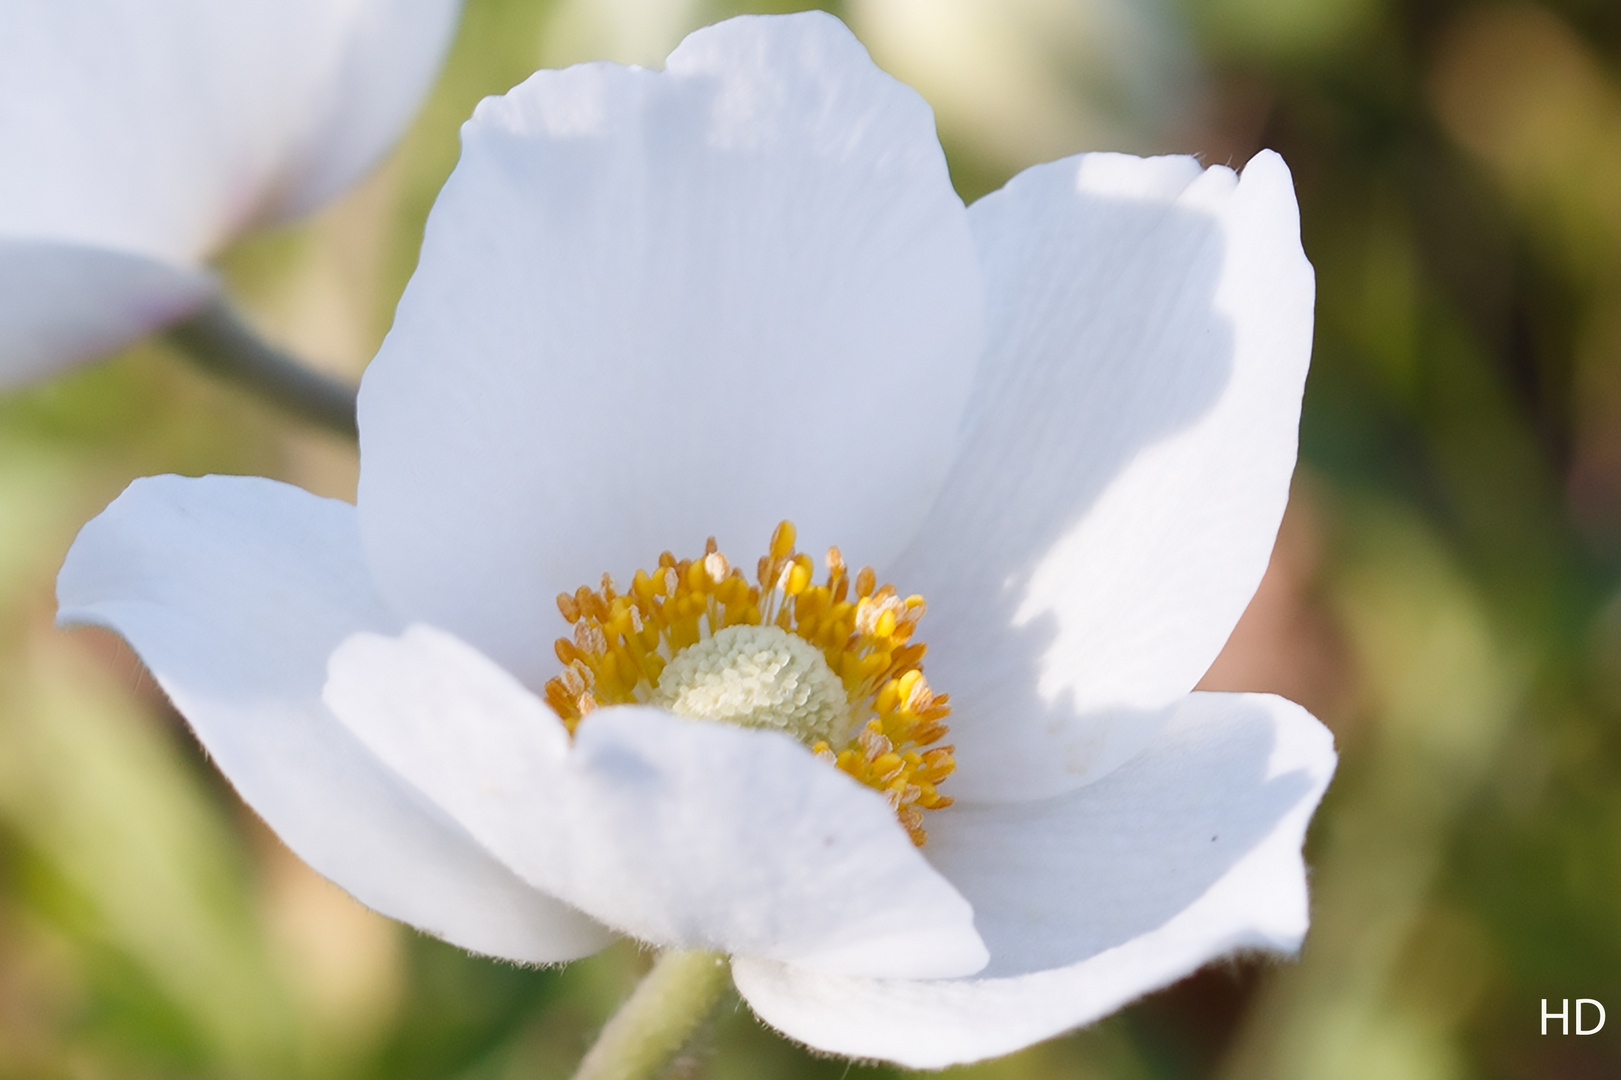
[0,0,463,385]
[58,12,1333,1068]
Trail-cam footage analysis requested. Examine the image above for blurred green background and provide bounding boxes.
[3,0,1620,1077]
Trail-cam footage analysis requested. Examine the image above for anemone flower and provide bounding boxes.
[58,11,1334,1070]
[0,0,463,385]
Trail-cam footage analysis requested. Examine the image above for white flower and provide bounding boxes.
[57,12,1335,1069]
[0,0,463,385]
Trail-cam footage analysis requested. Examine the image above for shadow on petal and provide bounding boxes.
[926,692,1315,977]
[897,163,1246,798]
[730,693,1333,1069]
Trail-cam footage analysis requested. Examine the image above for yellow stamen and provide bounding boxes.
[546,521,954,844]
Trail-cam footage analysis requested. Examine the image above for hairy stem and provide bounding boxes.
[165,299,359,440]
[571,950,731,1080]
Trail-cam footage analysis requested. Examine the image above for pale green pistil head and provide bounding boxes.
[649,624,850,745]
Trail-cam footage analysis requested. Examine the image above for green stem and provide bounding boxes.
[571,950,731,1080]
[164,299,359,440]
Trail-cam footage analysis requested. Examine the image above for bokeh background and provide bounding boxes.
[2,0,1619,1077]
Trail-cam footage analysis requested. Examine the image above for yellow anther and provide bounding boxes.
[857,653,890,680]
[794,588,829,623]
[891,643,926,669]
[574,621,606,655]
[769,520,796,560]
[785,558,813,596]
[577,586,601,620]
[860,727,893,761]
[871,752,904,781]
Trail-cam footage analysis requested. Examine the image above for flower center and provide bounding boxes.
[649,624,852,744]
[544,521,955,844]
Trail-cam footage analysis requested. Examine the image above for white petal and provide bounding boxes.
[0,0,460,260]
[732,692,1335,1068]
[895,151,1315,801]
[325,624,989,979]
[0,241,214,386]
[57,475,612,964]
[356,11,982,685]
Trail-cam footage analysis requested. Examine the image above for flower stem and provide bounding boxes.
[164,299,359,440]
[571,950,731,1080]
